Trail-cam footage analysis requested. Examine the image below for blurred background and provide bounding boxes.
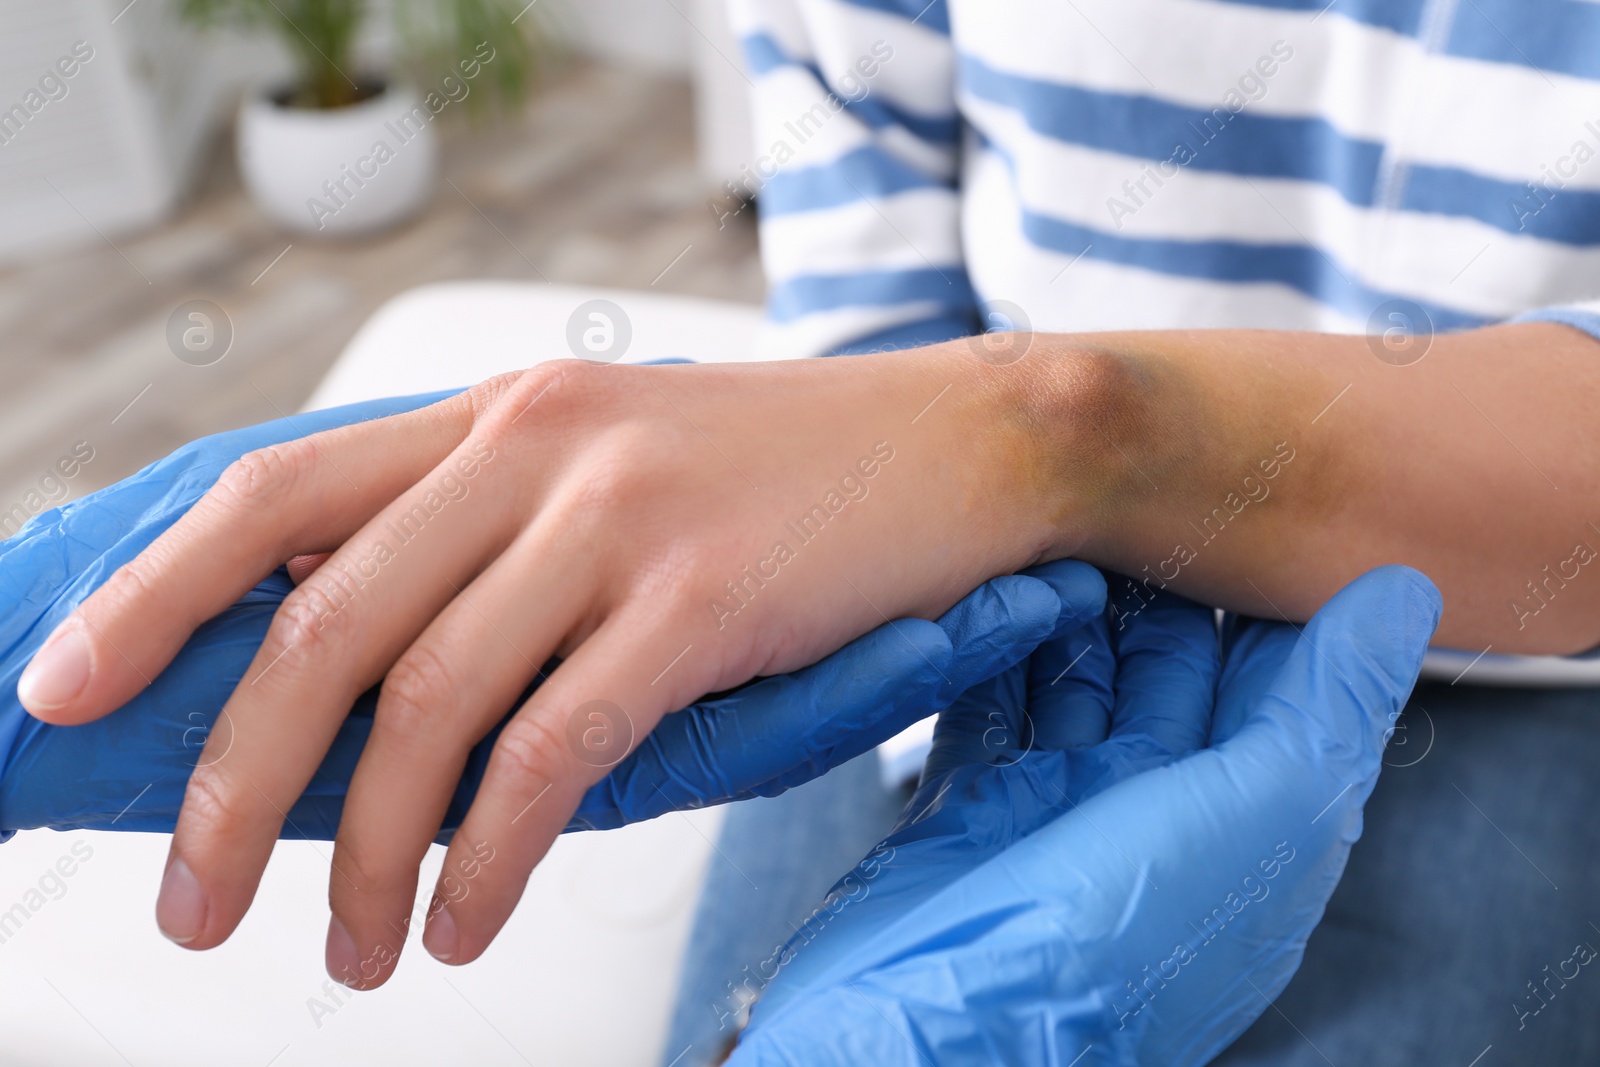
[0,0,763,515]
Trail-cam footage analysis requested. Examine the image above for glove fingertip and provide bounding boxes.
[1390,564,1444,642]
[895,614,954,652]
[1311,564,1441,695]
[1225,565,1443,777]
[1018,560,1108,637]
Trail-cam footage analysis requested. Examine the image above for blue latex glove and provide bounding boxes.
[731,565,1441,1067]
[0,394,1108,841]
[571,557,1105,831]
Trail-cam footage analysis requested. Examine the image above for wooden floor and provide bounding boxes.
[0,61,764,514]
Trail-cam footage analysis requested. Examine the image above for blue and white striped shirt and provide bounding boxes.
[730,0,1600,359]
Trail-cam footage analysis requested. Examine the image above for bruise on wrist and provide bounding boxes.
[1014,331,1357,617]
[1004,336,1215,551]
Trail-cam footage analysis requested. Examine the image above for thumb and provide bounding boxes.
[1210,564,1441,766]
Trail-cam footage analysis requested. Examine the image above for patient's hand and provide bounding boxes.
[1,478,1099,846]
[0,393,456,840]
[9,353,1082,986]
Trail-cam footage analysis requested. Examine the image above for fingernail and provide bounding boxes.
[326,915,361,985]
[18,624,92,712]
[156,856,206,946]
[423,901,458,963]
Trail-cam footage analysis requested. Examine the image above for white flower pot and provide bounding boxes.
[236,80,440,237]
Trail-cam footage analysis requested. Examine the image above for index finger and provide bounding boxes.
[1101,578,1219,754]
[17,383,512,726]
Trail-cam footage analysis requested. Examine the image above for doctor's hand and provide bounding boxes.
[730,565,1440,1067]
[8,357,1085,987]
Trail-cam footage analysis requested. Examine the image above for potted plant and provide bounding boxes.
[180,0,539,236]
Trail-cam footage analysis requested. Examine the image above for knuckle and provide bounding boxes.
[496,359,605,429]
[269,582,350,657]
[376,647,459,743]
[633,542,703,601]
[493,712,576,786]
[182,768,265,842]
[104,551,163,612]
[213,441,314,513]
[562,424,657,517]
[523,356,590,395]
[330,834,413,909]
[463,370,528,420]
[569,454,636,516]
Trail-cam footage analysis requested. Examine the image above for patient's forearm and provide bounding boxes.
[1003,322,1600,655]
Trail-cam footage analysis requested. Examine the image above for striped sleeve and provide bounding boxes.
[1513,299,1600,345]
[729,0,978,356]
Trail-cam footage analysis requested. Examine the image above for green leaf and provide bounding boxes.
[177,0,545,113]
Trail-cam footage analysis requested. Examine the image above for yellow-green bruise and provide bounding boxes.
[1072,331,1363,613]
[1008,339,1226,546]
[999,332,1348,586]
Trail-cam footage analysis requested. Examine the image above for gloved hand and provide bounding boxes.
[571,556,1106,831]
[731,566,1441,1067]
[0,392,1108,841]
[0,392,455,842]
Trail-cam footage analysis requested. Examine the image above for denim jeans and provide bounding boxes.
[659,751,910,1067]
[661,682,1600,1065]
[1214,680,1600,1065]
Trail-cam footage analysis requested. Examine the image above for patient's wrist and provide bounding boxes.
[978,328,1335,607]
[925,320,1600,652]
[906,332,1168,571]
[876,329,1333,619]
[953,332,1184,564]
